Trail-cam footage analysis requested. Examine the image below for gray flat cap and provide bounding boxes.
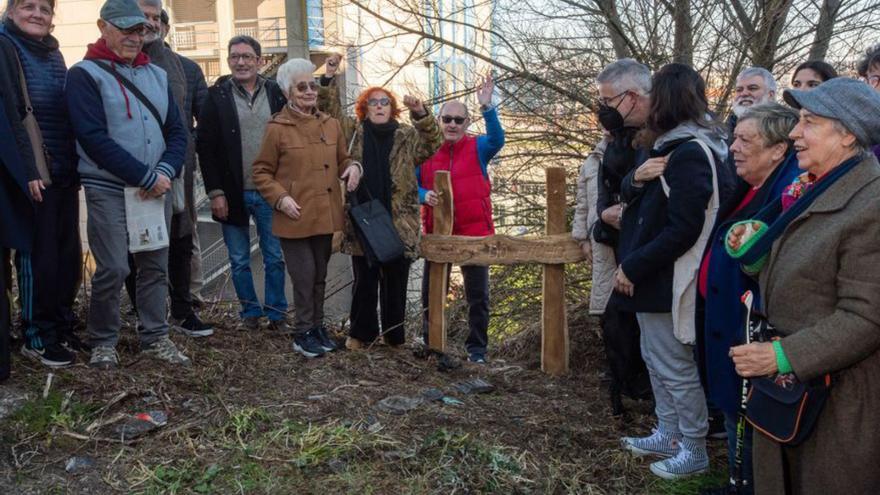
[100,0,146,29]
[784,78,880,147]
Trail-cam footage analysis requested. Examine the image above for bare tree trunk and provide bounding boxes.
[752,0,794,70]
[593,0,632,59]
[672,0,694,65]
[808,0,843,60]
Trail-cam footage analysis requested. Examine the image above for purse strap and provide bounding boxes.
[91,60,167,136]
[13,54,37,119]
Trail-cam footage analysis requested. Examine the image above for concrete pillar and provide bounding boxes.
[284,0,309,59]
[217,0,235,75]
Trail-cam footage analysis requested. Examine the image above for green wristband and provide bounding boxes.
[725,220,769,259]
[772,340,793,375]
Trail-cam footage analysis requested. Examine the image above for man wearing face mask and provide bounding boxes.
[591,59,653,415]
[418,74,504,364]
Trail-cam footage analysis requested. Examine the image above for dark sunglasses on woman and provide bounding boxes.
[295,81,319,92]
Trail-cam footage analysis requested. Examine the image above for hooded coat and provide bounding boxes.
[614,121,730,317]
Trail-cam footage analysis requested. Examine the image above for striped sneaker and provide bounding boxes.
[621,427,681,458]
[649,437,709,479]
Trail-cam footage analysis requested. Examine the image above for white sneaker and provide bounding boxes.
[621,427,681,458]
[649,437,709,480]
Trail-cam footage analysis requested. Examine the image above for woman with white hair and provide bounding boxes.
[253,58,362,358]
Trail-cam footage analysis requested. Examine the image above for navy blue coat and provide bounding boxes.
[697,151,800,414]
[0,95,35,251]
[612,138,717,313]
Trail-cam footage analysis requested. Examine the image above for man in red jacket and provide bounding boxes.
[418,74,505,363]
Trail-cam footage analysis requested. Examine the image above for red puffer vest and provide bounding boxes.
[421,135,495,236]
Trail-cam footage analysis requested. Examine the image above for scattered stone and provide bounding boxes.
[114,410,168,440]
[376,395,423,415]
[327,458,347,473]
[453,378,495,395]
[420,388,444,402]
[65,456,96,474]
[0,388,28,421]
[441,397,464,406]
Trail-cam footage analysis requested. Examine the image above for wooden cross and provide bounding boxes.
[420,167,585,375]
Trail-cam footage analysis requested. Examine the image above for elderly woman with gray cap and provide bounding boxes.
[726,78,880,494]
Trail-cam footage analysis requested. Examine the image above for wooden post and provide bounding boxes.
[427,171,453,352]
[542,167,569,375]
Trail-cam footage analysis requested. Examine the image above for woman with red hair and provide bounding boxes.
[318,54,443,350]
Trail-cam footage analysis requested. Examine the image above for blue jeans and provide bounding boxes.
[724,410,754,493]
[220,191,287,321]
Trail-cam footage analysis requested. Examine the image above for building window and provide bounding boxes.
[168,0,216,23]
[307,0,324,47]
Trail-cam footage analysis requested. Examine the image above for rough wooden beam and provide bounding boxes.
[542,167,569,376]
[427,171,453,353]
[420,234,585,265]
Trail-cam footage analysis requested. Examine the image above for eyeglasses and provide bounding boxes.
[113,23,147,36]
[295,81,319,92]
[368,97,390,107]
[441,115,466,125]
[866,75,880,88]
[228,53,258,62]
[598,90,630,107]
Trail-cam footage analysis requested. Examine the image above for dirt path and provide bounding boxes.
[0,308,725,494]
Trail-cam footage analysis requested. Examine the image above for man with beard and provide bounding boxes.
[727,67,777,146]
[591,59,654,415]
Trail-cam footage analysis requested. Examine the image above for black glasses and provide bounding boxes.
[598,90,630,107]
[228,53,258,62]
[368,97,390,107]
[441,115,466,124]
[295,81,319,92]
[113,23,147,36]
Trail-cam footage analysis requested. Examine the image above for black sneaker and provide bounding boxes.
[314,325,338,352]
[292,329,326,358]
[268,319,294,334]
[468,352,487,364]
[240,316,261,331]
[173,314,214,338]
[21,342,75,368]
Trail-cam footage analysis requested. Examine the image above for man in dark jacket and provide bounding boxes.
[197,35,289,332]
[136,0,213,337]
[592,59,653,415]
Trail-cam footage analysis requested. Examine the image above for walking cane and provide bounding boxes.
[734,290,755,492]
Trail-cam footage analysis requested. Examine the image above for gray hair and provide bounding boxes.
[277,58,316,95]
[596,58,652,95]
[830,119,868,153]
[737,66,777,94]
[738,103,798,148]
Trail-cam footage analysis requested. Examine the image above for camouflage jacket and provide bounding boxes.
[318,81,443,259]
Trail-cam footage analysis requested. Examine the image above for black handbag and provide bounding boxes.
[347,189,404,266]
[745,315,832,446]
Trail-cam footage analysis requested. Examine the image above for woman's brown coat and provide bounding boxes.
[753,154,880,495]
[318,82,442,259]
[252,105,355,239]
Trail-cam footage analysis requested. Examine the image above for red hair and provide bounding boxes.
[354,87,402,122]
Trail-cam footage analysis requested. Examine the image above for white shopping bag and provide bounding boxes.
[124,187,169,253]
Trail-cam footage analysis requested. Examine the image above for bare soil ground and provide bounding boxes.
[0,301,725,494]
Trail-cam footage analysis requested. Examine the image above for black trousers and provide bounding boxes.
[14,185,81,347]
[600,306,651,399]
[126,213,194,320]
[421,264,490,355]
[1,249,11,381]
[349,255,411,345]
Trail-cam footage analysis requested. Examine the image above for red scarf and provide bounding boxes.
[83,38,151,119]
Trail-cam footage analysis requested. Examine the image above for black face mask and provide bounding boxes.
[597,104,626,134]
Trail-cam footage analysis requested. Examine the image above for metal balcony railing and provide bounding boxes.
[171,28,218,51]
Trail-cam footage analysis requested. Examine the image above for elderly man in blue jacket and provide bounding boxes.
[66,0,189,370]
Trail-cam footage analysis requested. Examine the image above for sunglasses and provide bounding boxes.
[368,97,390,107]
[113,23,147,36]
[295,81,319,92]
[441,115,466,125]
